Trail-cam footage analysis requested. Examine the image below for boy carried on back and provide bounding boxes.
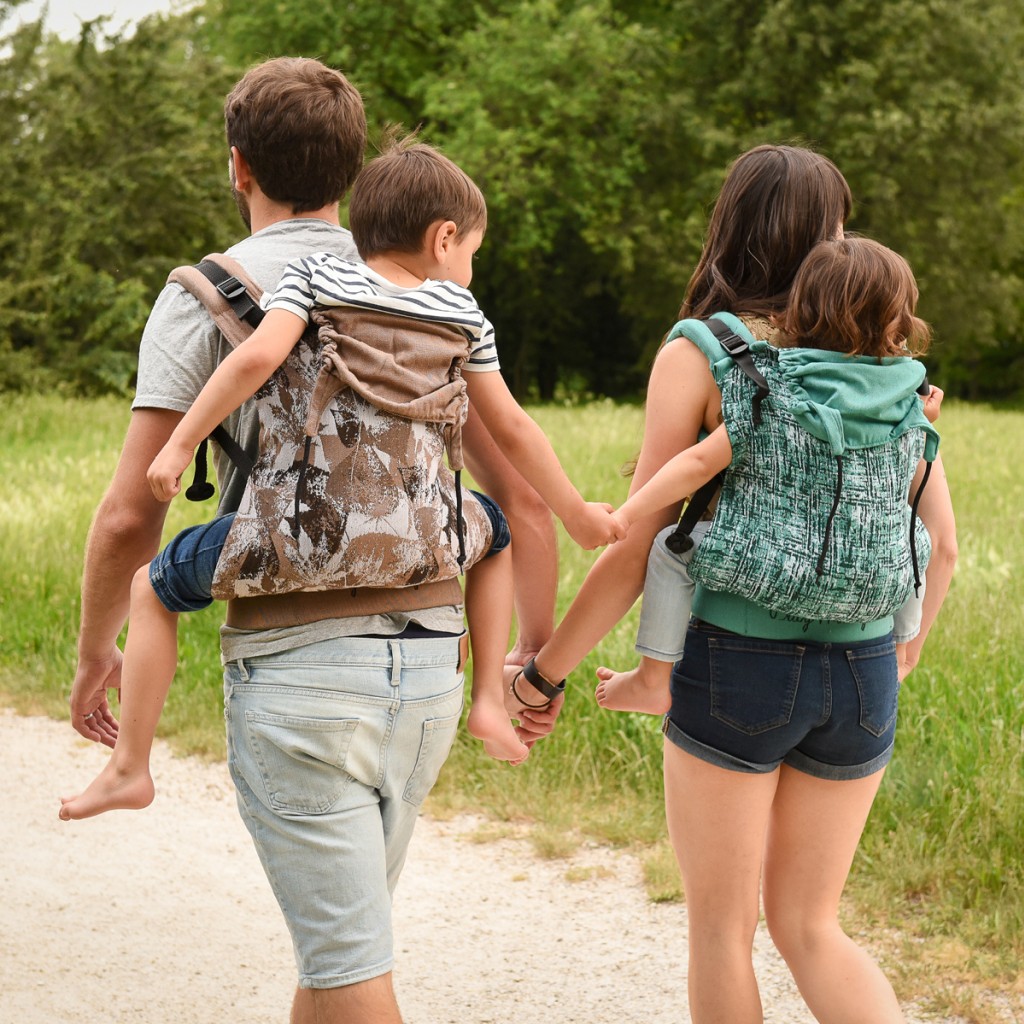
[60,138,621,820]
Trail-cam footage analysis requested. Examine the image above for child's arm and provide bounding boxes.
[612,425,732,533]
[465,371,625,549]
[147,308,306,501]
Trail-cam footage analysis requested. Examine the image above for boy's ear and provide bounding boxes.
[428,219,459,261]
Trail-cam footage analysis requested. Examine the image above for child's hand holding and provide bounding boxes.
[921,384,944,424]
[147,440,195,502]
[564,501,627,550]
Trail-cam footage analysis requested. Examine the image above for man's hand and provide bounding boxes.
[69,649,123,748]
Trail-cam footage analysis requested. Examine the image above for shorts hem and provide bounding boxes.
[634,643,682,663]
[148,565,213,614]
[891,627,920,644]
[662,716,781,774]
[784,743,894,781]
[299,958,394,990]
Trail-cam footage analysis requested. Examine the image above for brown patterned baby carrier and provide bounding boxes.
[168,253,492,613]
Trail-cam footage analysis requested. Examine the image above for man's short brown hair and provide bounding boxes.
[347,138,487,259]
[225,57,366,213]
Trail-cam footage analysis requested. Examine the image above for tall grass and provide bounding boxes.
[2,394,1021,999]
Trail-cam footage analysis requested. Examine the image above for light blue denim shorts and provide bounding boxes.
[224,634,464,989]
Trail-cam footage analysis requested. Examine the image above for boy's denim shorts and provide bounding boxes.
[149,513,236,613]
[224,634,464,988]
[149,491,506,616]
[664,619,899,781]
[470,490,510,558]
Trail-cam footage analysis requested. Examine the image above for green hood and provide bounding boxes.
[776,345,940,460]
[670,312,940,461]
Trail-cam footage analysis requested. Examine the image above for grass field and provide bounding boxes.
[1,394,1021,1020]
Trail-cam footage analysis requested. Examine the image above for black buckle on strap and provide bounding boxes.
[216,276,249,304]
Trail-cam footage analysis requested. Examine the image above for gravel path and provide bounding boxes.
[1,709,976,1023]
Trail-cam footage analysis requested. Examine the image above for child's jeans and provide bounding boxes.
[148,492,509,616]
[635,522,926,662]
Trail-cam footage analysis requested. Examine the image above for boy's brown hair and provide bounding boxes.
[683,144,853,320]
[348,136,487,259]
[779,236,931,357]
[225,57,366,213]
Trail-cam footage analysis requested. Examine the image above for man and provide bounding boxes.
[69,56,558,1023]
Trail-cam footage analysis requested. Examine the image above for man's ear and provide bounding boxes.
[230,146,253,192]
[429,219,459,262]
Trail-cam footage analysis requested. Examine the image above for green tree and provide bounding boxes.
[670,0,1024,396]
[0,7,239,392]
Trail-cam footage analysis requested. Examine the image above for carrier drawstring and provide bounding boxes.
[454,469,467,571]
[909,459,933,596]
[816,454,844,577]
[185,438,217,502]
[291,435,314,539]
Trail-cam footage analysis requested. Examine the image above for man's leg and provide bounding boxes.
[224,635,463,1021]
[291,975,402,1024]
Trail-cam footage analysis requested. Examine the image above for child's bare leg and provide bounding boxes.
[60,566,179,819]
[465,547,529,763]
[595,656,673,715]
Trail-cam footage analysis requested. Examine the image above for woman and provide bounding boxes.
[512,145,957,1023]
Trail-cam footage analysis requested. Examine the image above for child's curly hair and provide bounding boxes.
[778,236,931,358]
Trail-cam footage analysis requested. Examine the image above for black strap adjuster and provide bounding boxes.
[216,276,249,303]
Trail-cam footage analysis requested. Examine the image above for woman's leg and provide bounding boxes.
[664,741,779,1024]
[762,765,905,1024]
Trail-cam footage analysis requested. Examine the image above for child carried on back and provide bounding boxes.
[597,236,943,716]
[60,138,621,820]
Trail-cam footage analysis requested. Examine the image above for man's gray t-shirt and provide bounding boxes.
[133,218,464,661]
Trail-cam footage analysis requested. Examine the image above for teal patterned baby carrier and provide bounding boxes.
[668,314,939,624]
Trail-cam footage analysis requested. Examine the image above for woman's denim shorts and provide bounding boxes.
[664,618,900,781]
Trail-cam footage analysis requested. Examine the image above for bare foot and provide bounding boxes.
[467,700,530,763]
[594,663,671,715]
[59,759,155,820]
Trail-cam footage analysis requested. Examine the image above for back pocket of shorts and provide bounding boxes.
[847,641,899,737]
[403,708,463,805]
[244,712,360,814]
[708,638,804,735]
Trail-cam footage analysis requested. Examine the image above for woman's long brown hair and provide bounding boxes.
[681,145,853,320]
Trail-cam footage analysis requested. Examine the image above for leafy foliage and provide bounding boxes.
[1,0,1023,397]
[0,6,239,392]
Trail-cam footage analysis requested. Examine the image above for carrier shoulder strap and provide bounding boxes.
[663,315,772,554]
[703,316,771,426]
[166,253,263,498]
[167,253,266,348]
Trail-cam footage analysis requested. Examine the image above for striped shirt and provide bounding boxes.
[266,252,499,371]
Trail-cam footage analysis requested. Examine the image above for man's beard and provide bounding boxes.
[232,185,251,230]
